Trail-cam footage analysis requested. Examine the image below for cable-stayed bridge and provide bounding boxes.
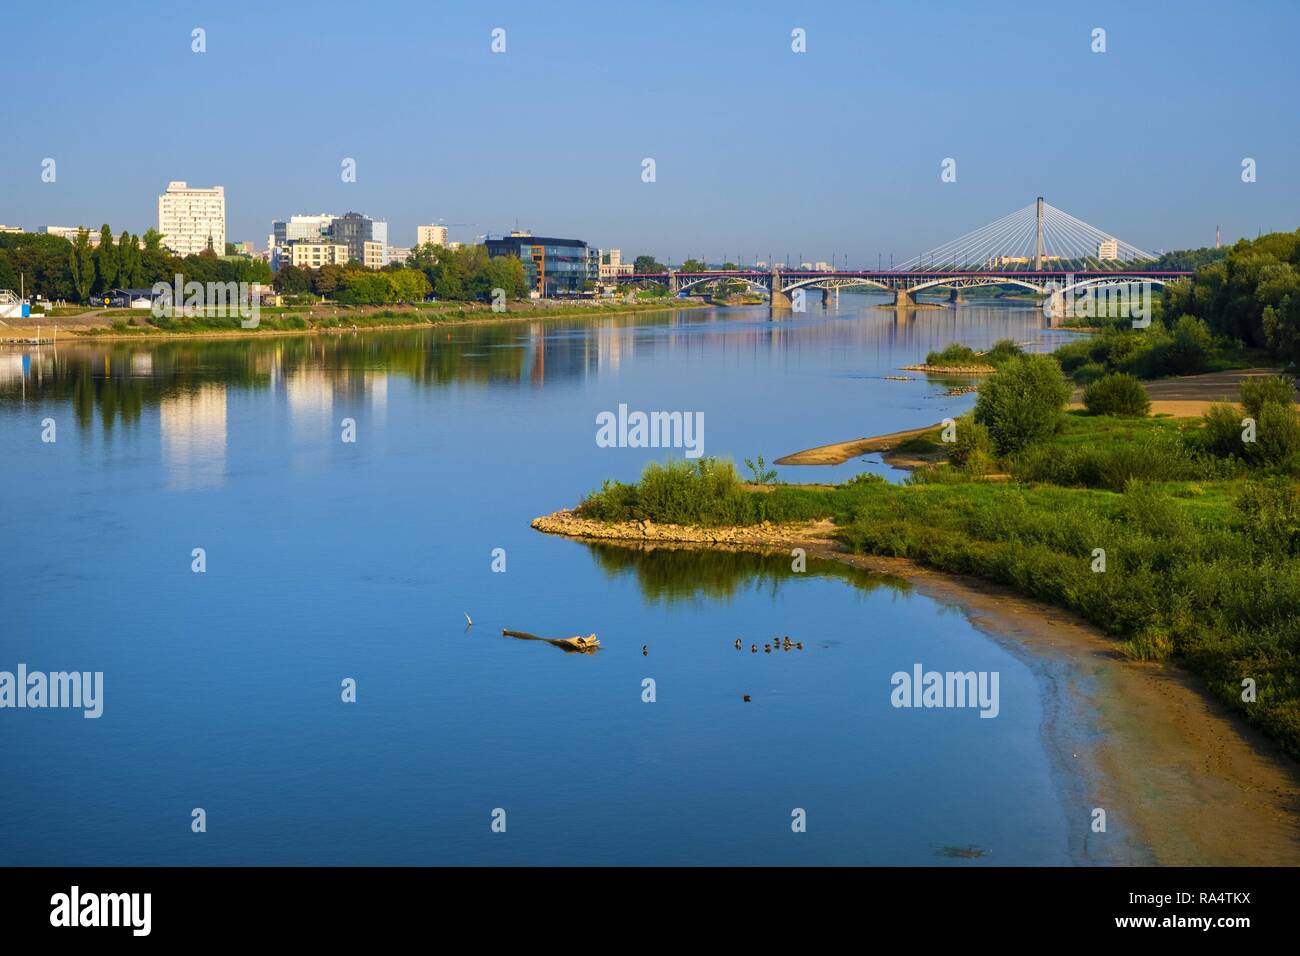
[625,198,1191,308]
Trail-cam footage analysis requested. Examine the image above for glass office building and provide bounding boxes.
[485,233,591,296]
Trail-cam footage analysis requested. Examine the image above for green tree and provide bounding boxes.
[386,269,432,303]
[480,254,528,300]
[95,225,117,293]
[117,230,140,287]
[69,229,96,302]
[273,264,311,295]
[142,228,163,252]
[633,255,665,273]
[974,354,1073,454]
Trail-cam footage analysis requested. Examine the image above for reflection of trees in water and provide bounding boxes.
[0,302,1051,431]
[70,360,145,431]
[0,325,540,430]
[583,541,909,605]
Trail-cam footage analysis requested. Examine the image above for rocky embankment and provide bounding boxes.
[530,510,836,547]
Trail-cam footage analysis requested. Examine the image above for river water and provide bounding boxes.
[1,295,1117,865]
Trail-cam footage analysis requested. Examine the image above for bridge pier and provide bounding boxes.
[822,288,835,309]
[893,288,917,308]
[667,269,679,296]
[769,269,791,309]
[948,287,961,304]
[1046,290,1065,318]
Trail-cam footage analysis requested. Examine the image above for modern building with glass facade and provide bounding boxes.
[485,232,591,296]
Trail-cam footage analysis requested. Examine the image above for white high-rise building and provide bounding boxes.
[417,224,449,248]
[158,182,226,256]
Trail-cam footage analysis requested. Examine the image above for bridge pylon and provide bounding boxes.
[770,267,791,308]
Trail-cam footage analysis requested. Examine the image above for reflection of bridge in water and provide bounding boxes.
[624,198,1192,308]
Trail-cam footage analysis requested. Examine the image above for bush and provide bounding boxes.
[1083,372,1150,417]
[948,419,995,475]
[1161,315,1214,375]
[984,339,1025,366]
[575,458,834,527]
[1240,375,1297,420]
[1235,478,1300,556]
[635,459,752,525]
[1011,428,1226,491]
[1198,403,1248,458]
[973,354,1072,455]
[925,343,979,366]
[1253,400,1300,465]
[1073,361,1107,385]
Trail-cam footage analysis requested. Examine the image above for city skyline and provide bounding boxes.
[2,2,1298,263]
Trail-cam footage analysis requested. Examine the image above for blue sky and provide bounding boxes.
[1,0,1297,264]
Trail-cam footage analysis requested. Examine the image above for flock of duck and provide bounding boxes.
[734,637,803,653]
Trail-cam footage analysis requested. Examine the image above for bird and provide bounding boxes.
[796,642,803,650]
[764,644,771,653]
[641,644,648,656]
[743,694,751,702]
[464,612,473,627]
[751,644,757,653]
[734,639,742,649]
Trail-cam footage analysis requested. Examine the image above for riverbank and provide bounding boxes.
[777,368,1299,466]
[0,297,713,346]
[775,424,945,467]
[531,508,1300,865]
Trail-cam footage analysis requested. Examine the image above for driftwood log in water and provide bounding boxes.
[502,629,600,653]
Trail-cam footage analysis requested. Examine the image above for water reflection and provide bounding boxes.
[160,384,227,490]
[583,540,909,604]
[0,302,1058,433]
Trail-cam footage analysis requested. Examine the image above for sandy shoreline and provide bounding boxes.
[775,424,941,467]
[532,509,1300,865]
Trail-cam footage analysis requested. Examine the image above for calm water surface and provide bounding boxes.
[0,296,1110,865]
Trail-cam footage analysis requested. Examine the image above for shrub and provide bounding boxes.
[1054,339,1094,375]
[1235,478,1300,556]
[1011,428,1223,491]
[575,458,833,527]
[1252,400,1300,465]
[1073,361,1107,385]
[1240,375,1297,420]
[1083,372,1150,417]
[983,339,1024,366]
[973,354,1072,455]
[1144,315,1212,376]
[636,458,752,526]
[1198,403,1248,458]
[925,343,979,367]
[948,420,995,475]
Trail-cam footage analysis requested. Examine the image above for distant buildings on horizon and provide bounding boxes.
[158,181,226,257]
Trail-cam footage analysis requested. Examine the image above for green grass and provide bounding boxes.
[573,411,1300,759]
